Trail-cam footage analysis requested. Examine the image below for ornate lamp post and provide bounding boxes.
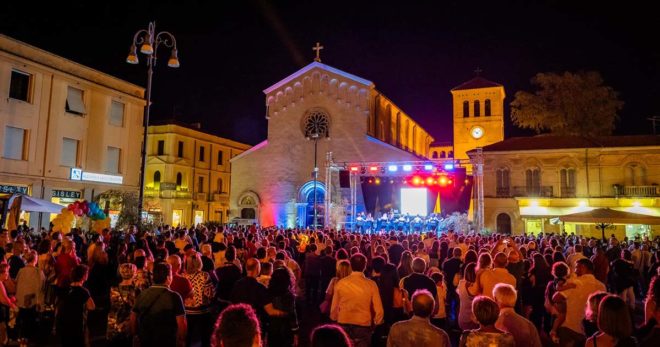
[126,22,180,222]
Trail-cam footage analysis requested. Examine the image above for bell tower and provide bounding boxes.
[451,73,505,169]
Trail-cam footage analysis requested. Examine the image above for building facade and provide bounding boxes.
[230,62,435,228]
[144,123,250,227]
[0,34,145,230]
[469,136,660,239]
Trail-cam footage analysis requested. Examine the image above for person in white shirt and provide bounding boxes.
[566,244,587,273]
[552,258,607,346]
[330,253,384,347]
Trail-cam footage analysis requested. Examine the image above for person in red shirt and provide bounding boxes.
[167,255,193,301]
[55,237,80,292]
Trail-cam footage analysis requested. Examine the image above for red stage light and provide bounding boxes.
[369,166,378,172]
[439,176,448,186]
[375,178,381,185]
[350,166,359,172]
[448,179,453,184]
[426,177,434,185]
[368,178,373,184]
[412,177,421,185]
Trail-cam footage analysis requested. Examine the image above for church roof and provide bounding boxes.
[263,61,374,94]
[451,76,502,91]
[471,135,660,153]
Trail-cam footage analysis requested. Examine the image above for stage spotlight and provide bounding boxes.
[368,178,374,184]
[412,176,421,185]
[448,179,453,185]
[426,177,434,185]
[350,166,359,172]
[444,163,454,170]
[375,178,381,185]
[403,165,412,172]
[388,165,398,172]
[369,166,378,172]
[389,179,394,184]
[439,176,448,186]
[424,164,433,171]
[464,179,469,185]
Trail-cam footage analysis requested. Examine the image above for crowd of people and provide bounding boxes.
[0,224,659,347]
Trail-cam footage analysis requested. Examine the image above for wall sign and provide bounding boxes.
[52,190,82,199]
[160,182,176,191]
[0,185,28,194]
[70,168,123,184]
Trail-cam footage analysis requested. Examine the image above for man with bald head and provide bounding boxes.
[387,289,450,347]
[167,255,192,300]
[478,252,516,299]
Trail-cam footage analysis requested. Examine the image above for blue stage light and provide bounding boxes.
[403,165,412,172]
[444,163,454,170]
[424,164,433,171]
[388,165,398,172]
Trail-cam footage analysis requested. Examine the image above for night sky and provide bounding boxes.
[2,1,658,145]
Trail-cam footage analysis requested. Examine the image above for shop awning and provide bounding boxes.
[559,208,660,225]
[8,194,65,214]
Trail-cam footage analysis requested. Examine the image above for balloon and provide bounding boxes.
[74,208,82,217]
[61,208,68,214]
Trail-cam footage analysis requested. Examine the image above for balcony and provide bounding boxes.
[212,192,228,201]
[195,192,208,201]
[496,187,510,197]
[511,186,553,197]
[560,187,576,198]
[144,188,192,199]
[616,185,659,197]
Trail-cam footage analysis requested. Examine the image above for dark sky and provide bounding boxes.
[2,1,658,145]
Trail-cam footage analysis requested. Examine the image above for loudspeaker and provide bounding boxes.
[339,170,351,188]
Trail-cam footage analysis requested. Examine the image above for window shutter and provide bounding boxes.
[3,126,25,160]
[61,138,78,167]
[107,147,120,173]
[66,87,86,115]
[109,101,124,126]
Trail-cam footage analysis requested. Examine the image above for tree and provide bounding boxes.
[510,71,623,136]
[94,190,139,230]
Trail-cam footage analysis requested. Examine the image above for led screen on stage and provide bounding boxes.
[400,188,428,216]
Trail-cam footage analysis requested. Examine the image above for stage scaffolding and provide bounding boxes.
[323,152,483,231]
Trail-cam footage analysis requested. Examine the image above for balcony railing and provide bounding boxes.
[144,189,192,199]
[617,185,659,197]
[512,186,553,197]
[560,187,576,198]
[195,192,208,201]
[213,192,228,201]
[496,187,510,197]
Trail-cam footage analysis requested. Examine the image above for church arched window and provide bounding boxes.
[485,99,491,116]
[440,151,446,158]
[463,101,469,118]
[153,171,161,190]
[474,100,481,117]
[176,172,182,189]
[302,108,330,139]
[431,151,438,159]
[448,151,453,158]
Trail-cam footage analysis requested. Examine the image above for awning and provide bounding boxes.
[559,208,660,225]
[8,194,65,214]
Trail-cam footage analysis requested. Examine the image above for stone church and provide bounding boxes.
[230,57,504,228]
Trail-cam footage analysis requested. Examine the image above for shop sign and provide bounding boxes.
[52,190,82,199]
[0,185,28,194]
[160,182,177,191]
[70,168,123,184]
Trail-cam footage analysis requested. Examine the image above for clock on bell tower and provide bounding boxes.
[451,73,505,170]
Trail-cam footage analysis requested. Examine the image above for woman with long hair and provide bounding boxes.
[54,237,80,295]
[106,263,139,346]
[267,267,299,347]
[397,251,414,279]
[457,263,480,330]
[528,252,552,332]
[645,275,660,324]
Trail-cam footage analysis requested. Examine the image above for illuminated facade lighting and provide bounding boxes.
[388,165,398,172]
[403,165,413,172]
[424,164,433,171]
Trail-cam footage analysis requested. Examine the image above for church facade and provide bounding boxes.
[229,62,434,227]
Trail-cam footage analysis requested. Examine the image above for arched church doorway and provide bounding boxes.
[497,213,512,234]
[297,181,326,229]
[237,192,259,222]
[241,208,256,219]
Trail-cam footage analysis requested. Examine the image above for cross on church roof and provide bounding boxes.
[313,42,324,62]
[474,67,483,76]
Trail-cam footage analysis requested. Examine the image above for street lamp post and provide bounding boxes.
[126,21,180,222]
[311,132,320,229]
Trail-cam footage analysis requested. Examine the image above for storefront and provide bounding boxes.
[50,189,83,221]
[0,184,31,227]
[172,209,184,227]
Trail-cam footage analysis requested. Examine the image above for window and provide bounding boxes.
[440,151,446,158]
[485,99,491,116]
[157,140,165,156]
[431,151,438,159]
[178,141,184,158]
[525,168,541,195]
[496,213,512,234]
[154,171,161,189]
[65,86,86,115]
[474,100,480,117]
[496,168,510,197]
[463,101,469,117]
[109,101,124,126]
[217,178,223,193]
[199,146,205,162]
[625,163,646,186]
[448,151,453,158]
[106,146,121,173]
[217,151,223,165]
[303,108,330,138]
[3,126,27,160]
[198,176,204,193]
[176,172,182,188]
[61,138,79,167]
[560,168,576,197]
[9,70,31,102]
